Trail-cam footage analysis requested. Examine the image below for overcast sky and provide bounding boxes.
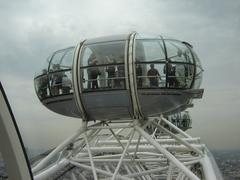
[0,0,240,150]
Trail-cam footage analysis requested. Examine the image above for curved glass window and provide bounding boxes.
[165,40,194,63]
[192,51,203,89]
[34,59,50,100]
[35,56,51,77]
[135,39,165,62]
[49,51,65,72]
[34,47,74,99]
[194,66,203,89]
[49,47,74,72]
[135,39,195,89]
[136,63,165,88]
[49,70,73,96]
[35,70,73,99]
[48,47,74,96]
[60,48,74,69]
[80,41,126,91]
[192,50,202,67]
[34,75,50,99]
[135,39,166,89]
[167,63,194,88]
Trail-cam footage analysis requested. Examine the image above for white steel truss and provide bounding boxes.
[32,116,219,180]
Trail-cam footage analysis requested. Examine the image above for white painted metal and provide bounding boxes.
[32,121,87,174]
[34,159,69,180]
[0,85,32,180]
[70,161,132,180]
[32,116,220,180]
[112,130,135,180]
[159,115,192,138]
[76,144,205,154]
[151,120,203,155]
[128,32,143,119]
[134,121,200,180]
[167,162,173,180]
[72,41,87,120]
[83,133,98,180]
[200,152,220,180]
[98,137,201,145]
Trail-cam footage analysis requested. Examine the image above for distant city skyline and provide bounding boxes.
[0,0,240,150]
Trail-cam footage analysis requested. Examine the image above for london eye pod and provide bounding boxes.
[166,111,192,132]
[34,32,204,121]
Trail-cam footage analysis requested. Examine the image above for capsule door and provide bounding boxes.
[78,40,133,120]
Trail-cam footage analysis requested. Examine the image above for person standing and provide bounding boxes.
[147,64,160,87]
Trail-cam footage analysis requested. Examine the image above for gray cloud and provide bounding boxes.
[0,0,240,150]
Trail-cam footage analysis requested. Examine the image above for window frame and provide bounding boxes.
[79,40,128,93]
[134,38,197,90]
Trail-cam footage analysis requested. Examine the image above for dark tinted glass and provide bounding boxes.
[0,152,7,179]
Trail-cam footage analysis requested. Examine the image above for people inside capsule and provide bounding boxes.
[37,69,48,99]
[115,64,125,88]
[164,61,178,88]
[105,56,116,88]
[87,53,101,89]
[183,51,194,88]
[99,64,106,88]
[185,64,194,87]
[174,50,187,88]
[147,64,161,87]
[51,64,65,95]
[62,74,72,94]
[80,41,127,91]
[111,55,124,88]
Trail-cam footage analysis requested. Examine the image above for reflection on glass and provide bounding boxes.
[49,47,74,72]
[165,40,194,63]
[35,56,51,77]
[81,41,125,67]
[135,39,165,62]
[60,48,74,69]
[50,51,65,71]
